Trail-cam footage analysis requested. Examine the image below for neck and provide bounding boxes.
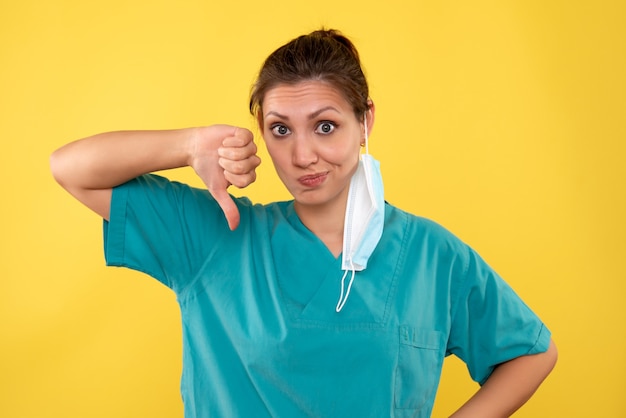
[294,197,346,258]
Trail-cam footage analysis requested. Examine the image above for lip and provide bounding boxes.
[298,172,328,188]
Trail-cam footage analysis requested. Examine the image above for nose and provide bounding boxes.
[292,135,318,167]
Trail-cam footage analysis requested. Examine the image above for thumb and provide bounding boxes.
[210,187,240,231]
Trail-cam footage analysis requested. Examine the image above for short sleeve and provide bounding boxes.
[446,245,552,385]
[103,174,233,293]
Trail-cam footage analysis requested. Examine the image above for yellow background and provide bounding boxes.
[1,0,624,417]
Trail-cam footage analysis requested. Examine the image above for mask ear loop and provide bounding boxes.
[364,111,370,155]
[336,111,370,313]
[336,261,356,312]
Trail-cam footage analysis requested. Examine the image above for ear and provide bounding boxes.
[256,111,264,133]
[365,99,375,137]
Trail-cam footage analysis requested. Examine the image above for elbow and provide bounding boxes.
[545,338,558,374]
[49,148,66,187]
[50,144,80,190]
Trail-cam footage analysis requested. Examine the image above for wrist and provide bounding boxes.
[185,126,204,167]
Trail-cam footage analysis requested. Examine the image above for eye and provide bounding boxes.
[315,121,336,135]
[270,124,291,137]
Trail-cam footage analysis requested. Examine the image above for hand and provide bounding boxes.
[190,125,261,230]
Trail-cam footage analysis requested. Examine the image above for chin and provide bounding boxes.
[295,190,347,210]
[293,193,323,206]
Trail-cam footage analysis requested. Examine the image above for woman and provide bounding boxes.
[50,29,557,418]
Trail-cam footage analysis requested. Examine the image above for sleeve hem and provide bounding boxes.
[103,183,129,268]
[477,323,552,386]
[526,323,552,356]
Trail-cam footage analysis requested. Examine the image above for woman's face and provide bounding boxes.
[260,81,369,212]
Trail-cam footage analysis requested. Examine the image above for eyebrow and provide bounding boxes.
[264,106,340,121]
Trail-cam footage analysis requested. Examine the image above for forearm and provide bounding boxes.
[50,124,256,226]
[50,128,195,191]
[450,339,557,418]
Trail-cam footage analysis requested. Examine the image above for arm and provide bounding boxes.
[450,339,558,418]
[50,125,260,229]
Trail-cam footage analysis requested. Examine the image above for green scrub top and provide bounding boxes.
[104,174,551,418]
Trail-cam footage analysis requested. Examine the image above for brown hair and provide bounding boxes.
[249,29,370,122]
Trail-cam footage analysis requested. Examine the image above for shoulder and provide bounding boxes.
[114,174,289,231]
[384,202,468,255]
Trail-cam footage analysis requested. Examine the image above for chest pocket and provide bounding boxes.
[394,326,445,415]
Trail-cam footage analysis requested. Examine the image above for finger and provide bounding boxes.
[218,154,261,175]
[224,169,257,189]
[234,126,254,141]
[223,128,253,147]
[210,187,240,231]
[218,140,257,160]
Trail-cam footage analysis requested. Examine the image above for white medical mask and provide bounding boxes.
[336,113,385,312]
